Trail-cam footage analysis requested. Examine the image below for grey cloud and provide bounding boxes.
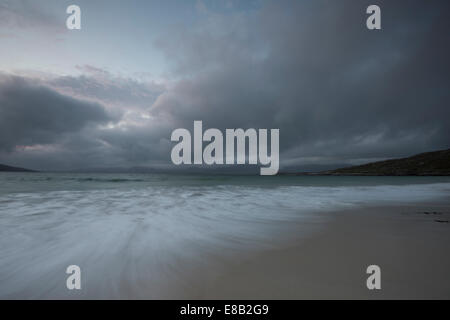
[0,69,170,171]
[49,66,165,112]
[1,0,450,171]
[0,0,63,31]
[0,74,113,152]
[153,0,450,169]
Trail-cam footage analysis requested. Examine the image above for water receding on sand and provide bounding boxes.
[1,173,449,298]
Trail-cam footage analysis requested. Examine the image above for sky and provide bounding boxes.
[0,0,449,172]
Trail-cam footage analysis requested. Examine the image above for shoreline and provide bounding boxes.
[2,196,450,299]
[198,201,450,299]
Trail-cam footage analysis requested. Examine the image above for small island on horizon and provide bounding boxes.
[0,164,37,173]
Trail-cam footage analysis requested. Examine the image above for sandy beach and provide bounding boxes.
[1,174,450,299]
[201,202,450,299]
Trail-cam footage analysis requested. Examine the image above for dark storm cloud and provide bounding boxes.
[153,0,450,168]
[0,74,113,152]
[1,0,449,171]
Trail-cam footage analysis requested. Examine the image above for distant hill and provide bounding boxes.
[319,149,450,176]
[0,164,37,172]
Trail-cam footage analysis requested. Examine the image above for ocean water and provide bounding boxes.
[1,172,450,298]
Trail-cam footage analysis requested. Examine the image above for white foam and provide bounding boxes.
[0,182,449,298]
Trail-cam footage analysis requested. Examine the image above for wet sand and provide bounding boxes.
[3,199,450,299]
[201,202,450,299]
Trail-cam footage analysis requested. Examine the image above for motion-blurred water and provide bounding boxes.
[1,173,449,298]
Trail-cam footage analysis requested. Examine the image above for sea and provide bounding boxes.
[1,172,449,298]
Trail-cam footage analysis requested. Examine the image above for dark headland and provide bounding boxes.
[0,164,37,172]
[288,149,450,176]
